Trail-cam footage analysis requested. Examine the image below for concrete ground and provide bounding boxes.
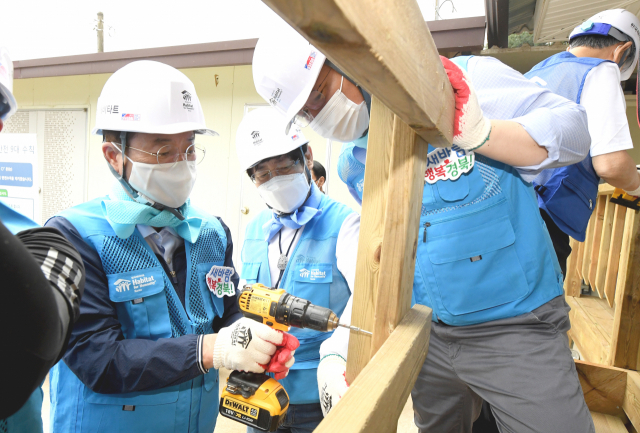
[41,369,417,433]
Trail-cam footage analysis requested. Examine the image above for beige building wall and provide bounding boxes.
[12,65,360,266]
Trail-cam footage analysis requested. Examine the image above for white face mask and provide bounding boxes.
[126,158,197,208]
[309,76,369,143]
[258,172,310,214]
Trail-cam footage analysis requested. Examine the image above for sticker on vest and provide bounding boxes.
[207,266,236,298]
[107,267,165,302]
[425,145,474,184]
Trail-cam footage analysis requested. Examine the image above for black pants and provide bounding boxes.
[539,209,572,276]
[471,209,571,432]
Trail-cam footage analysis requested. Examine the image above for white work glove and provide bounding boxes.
[213,317,283,373]
[439,56,492,150]
[317,355,349,417]
[623,167,640,197]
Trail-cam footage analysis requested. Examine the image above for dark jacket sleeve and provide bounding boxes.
[0,223,84,418]
[46,216,204,394]
[216,217,243,329]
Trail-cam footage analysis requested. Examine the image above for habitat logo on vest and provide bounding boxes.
[113,273,158,294]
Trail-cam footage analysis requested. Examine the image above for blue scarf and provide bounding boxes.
[102,182,204,243]
[262,183,323,241]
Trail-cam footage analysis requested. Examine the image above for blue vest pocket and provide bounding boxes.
[424,210,530,316]
[436,175,470,202]
[107,267,171,340]
[82,385,180,432]
[241,262,261,285]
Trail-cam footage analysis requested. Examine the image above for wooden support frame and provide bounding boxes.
[576,360,640,432]
[259,1,451,430]
[566,185,640,372]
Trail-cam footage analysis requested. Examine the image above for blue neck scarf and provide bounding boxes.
[102,182,204,243]
[262,182,323,241]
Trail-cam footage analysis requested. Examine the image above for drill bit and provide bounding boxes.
[338,323,372,336]
[327,312,372,335]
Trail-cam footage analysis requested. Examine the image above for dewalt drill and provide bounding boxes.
[219,283,370,431]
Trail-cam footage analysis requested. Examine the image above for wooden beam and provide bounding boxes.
[604,205,627,304]
[612,209,640,370]
[315,305,432,433]
[590,412,628,433]
[260,0,454,146]
[576,239,585,283]
[565,237,582,297]
[576,360,628,419]
[589,195,607,296]
[370,119,428,357]
[596,196,615,302]
[345,97,394,383]
[582,213,596,287]
[623,371,640,432]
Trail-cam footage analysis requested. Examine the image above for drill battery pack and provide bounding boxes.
[219,371,290,432]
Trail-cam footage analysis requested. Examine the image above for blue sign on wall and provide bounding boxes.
[0,162,34,187]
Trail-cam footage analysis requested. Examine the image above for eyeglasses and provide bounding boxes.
[123,143,206,167]
[251,159,301,185]
[286,69,333,133]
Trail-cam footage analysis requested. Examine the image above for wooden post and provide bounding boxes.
[596,196,615,301]
[588,194,606,296]
[611,209,640,370]
[564,237,581,297]
[604,205,627,304]
[346,98,395,380]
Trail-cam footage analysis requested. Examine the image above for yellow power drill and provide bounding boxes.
[219,283,371,431]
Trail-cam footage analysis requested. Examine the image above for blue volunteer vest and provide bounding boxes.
[338,56,564,326]
[525,52,612,241]
[0,202,44,433]
[48,197,227,433]
[241,192,353,404]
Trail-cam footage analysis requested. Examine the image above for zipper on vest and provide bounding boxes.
[423,222,431,243]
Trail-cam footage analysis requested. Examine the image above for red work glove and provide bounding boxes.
[439,56,491,150]
[260,331,299,380]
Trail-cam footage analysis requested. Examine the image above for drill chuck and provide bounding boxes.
[276,293,336,332]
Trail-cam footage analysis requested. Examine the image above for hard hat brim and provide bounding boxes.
[92,123,219,137]
[283,54,327,130]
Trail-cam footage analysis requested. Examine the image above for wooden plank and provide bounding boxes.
[604,205,628,305]
[599,183,616,196]
[315,305,432,433]
[583,212,597,287]
[597,196,616,303]
[565,237,582,297]
[345,97,394,383]
[370,118,428,357]
[624,371,640,432]
[576,240,585,282]
[567,296,611,365]
[576,360,628,420]
[591,412,628,433]
[590,195,608,296]
[260,0,454,146]
[612,209,640,370]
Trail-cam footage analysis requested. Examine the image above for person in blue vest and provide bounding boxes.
[525,9,640,275]
[0,46,86,433]
[45,61,291,433]
[236,107,359,433]
[252,23,597,432]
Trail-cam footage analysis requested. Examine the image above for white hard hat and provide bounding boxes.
[92,60,217,136]
[252,24,326,126]
[236,107,308,171]
[570,9,640,81]
[0,47,17,121]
